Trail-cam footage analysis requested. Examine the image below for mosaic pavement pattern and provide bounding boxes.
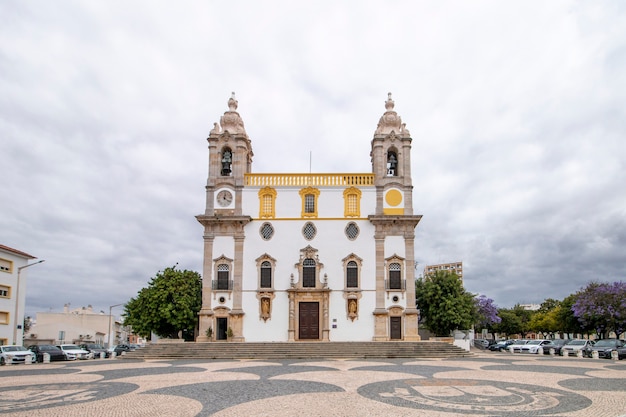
[1,353,625,416]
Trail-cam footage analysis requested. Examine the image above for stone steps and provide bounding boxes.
[122,341,472,360]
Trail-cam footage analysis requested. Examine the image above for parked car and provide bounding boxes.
[80,343,109,359]
[508,340,531,353]
[521,339,552,354]
[561,339,594,356]
[108,344,133,355]
[541,339,570,355]
[474,339,494,349]
[0,345,35,365]
[28,344,66,362]
[584,339,626,359]
[57,344,90,360]
[489,340,516,351]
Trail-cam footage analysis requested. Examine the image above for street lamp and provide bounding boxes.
[13,259,45,345]
[108,303,124,348]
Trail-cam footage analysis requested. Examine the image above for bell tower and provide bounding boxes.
[370,92,414,215]
[204,92,253,216]
[369,93,422,341]
[196,93,253,342]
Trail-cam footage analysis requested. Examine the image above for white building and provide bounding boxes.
[196,93,422,342]
[0,244,38,346]
[27,304,126,348]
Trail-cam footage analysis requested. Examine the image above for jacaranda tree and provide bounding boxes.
[474,295,501,332]
[572,281,626,339]
[124,266,202,340]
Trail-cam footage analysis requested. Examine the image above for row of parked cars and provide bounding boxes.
[481,338,626,359]
[0,343,137,365]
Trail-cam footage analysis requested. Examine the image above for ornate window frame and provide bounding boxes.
[299,187,320,218]
[342,253,362,289]
[343,187,362,217]
[385,255,405,292]
[293,245,325,289]
[255,254,276,290]
[213,255,233,292]
[258,187,277,219]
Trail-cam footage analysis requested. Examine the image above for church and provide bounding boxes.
[196,93,422,342]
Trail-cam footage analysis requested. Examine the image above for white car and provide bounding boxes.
[57,344,90,360]
[0,345,36,365]
[521,339,552,354]
[506,340,531,353]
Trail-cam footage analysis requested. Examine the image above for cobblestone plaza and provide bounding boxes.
[1,352,625,416]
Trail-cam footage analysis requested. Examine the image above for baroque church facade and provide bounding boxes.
[196,93,422,342]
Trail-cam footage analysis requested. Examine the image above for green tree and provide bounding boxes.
[556,294,585,337]
[492,308,522,338]
[124,266,202,340]
[415,270,476,336]
[529,299,561,337]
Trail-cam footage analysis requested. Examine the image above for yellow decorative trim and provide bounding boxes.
[385,189,402,206]
[251,217,368,221]
[258,187,277,219]
[245,173,374,187]
[383,208,404,215]
[343,187,362,218]
[299,187,320,218]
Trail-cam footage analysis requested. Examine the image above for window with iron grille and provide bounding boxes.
[302,222,316,240]
[345,222,359,240]
[304,194,315,213]
[389,262,402,289]
[303,258,316,287]
[217,264,230,290]
[260,223,274,240]
[346,261,358,288]
[262,194,273,217]
[260,261,272,288]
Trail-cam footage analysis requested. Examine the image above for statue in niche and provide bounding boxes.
[348,299,358,321]
[261,297,271,321]
[221,150,232,176]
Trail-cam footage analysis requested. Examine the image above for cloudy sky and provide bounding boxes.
[2,1,625,319]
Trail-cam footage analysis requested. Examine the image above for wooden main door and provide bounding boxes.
[390,316,402,340]
[298,302,319,340]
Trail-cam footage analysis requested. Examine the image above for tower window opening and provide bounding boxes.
[387,151,398,176]
[221,148,232,176]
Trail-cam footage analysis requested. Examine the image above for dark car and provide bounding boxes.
[108,344,133,355]
[584,339,626,359]
[489,340,516,351]
[80,343,109,359]
[541,339,570,355]
[28,344,66,362]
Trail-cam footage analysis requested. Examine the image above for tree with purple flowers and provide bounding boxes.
[474,295,501,331]
[572,281,626,339]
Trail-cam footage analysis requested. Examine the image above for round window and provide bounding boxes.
[345,222,359,240]
[260,223,274,240]
[302,222,317,240]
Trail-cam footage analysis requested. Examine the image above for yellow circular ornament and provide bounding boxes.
[385,189,402,206]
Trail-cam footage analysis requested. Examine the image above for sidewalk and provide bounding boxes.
[1,353,625,416]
